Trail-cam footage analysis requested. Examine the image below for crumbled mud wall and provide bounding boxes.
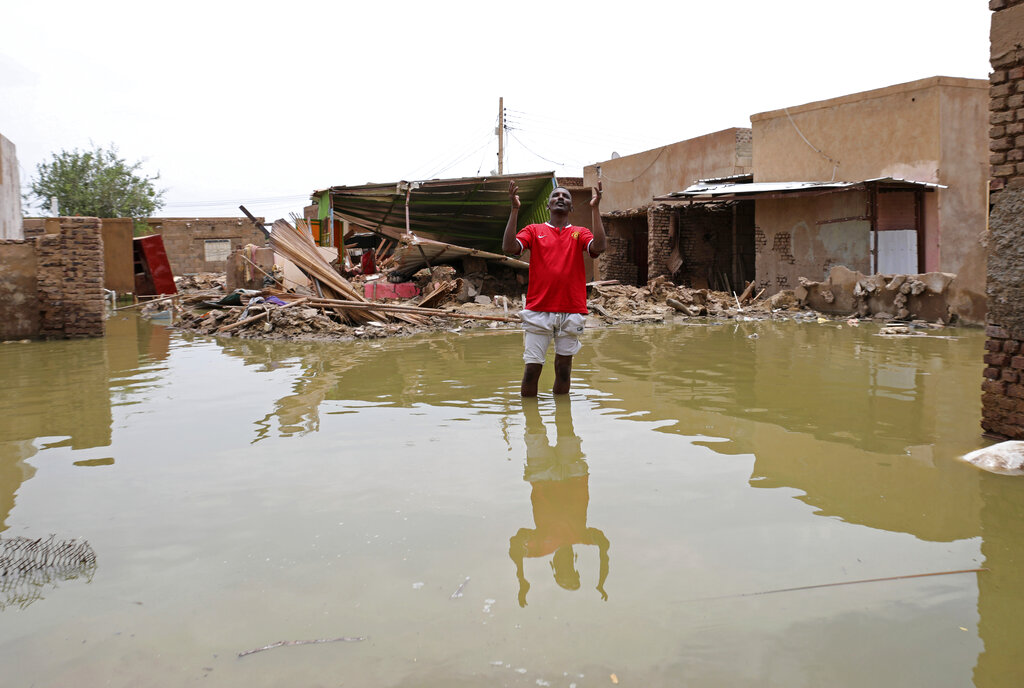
[988,188,1024,328]
[795,265,978,325]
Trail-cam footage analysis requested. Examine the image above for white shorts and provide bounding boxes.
[520,310,585,364]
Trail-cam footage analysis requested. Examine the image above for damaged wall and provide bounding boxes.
[755,190,871,292]
[0,133,21,240]
[983,0,1024,440]
[139,217,266,275]
[671,203,755,291]
[0,217,106,341]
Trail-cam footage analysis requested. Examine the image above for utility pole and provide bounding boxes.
[497,97,504,175]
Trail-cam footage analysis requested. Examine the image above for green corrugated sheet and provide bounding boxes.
[315,172,558,253]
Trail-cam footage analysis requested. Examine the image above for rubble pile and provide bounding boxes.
[174,273,226,292]
[586,276,788,323]
[174,302,448,341]
[795,265,973,324]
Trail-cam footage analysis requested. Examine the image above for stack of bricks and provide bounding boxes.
[36,217,105,339]
[647,205,674,280]
[985,0,1024,438]
[982,325,1024,438]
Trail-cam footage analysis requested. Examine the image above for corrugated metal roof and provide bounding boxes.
[317,172,557,253]
[655,176,946,202]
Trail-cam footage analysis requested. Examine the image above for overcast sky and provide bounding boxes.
[1,0,992,223]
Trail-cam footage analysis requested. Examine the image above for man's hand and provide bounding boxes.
[590,180,603,208]
[509,181,521,210]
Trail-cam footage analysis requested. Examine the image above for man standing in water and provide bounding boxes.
[502,180,606,396]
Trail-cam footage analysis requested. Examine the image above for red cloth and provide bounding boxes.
[515,223,593,314]
[360,251,377,275]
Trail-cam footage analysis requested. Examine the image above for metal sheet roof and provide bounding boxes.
[317,172,557,253]
[655,176,946,202]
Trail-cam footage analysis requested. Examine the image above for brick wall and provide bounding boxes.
[599,216,644,284]
[647,205,673,279]
[141,217,266,275]
[981,325,1024,437]
[600,235,638,284]
[984,0,1024,438]
[36,217,105,338]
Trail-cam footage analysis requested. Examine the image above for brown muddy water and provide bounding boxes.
[1,313,1022,687]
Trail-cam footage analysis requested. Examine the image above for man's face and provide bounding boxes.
[547,187,573,213]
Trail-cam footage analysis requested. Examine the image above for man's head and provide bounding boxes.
[550,545,581,590]
[547,186,573,214]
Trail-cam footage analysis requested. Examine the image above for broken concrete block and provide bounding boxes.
[885,275,906,292]
[474,295,492,305]
[770,290,799,309]
[920,271,955,294]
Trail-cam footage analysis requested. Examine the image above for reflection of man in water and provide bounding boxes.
[509,397,609,606]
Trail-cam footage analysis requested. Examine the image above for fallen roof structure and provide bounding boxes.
[389,233,528,277]
[655,176,946,203]
[312,172,557,253]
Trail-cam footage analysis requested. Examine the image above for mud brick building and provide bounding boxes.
[983,0,1024,439]
[0,217,106,340]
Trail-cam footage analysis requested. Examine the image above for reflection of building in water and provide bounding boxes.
[509,398,609,607]
[214,333,526,442]
[584,325,1024,683]
[0,315,169,531]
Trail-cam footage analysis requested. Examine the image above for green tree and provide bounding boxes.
[29,144,165,219]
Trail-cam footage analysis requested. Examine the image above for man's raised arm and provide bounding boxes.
[502,180,522,255]
[589,180,606,257]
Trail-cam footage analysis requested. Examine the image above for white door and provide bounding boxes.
[875,229,917,274]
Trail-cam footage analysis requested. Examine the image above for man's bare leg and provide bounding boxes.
[553,354,573,395]
[521,363,543,397]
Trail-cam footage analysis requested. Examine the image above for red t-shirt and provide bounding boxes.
[515,223,593,313]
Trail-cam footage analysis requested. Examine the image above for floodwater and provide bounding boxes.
[1,313,1023,687]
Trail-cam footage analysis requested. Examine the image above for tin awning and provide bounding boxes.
[654,176,946,202]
